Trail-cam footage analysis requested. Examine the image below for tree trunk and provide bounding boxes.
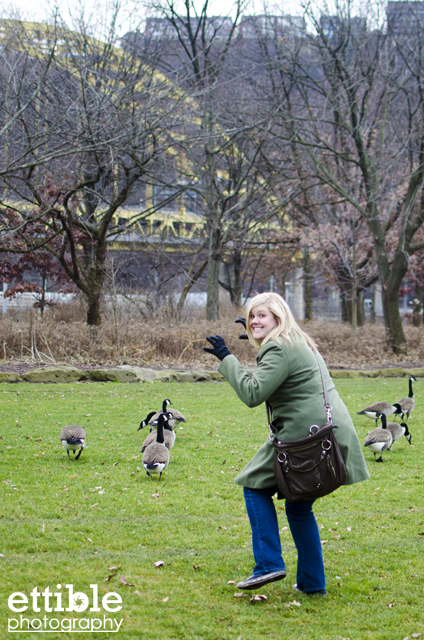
[351,237,357,331]
[370,284,376,324]
[381,251,409,354]
[86,291,102,326]
[357,289,365,327]
[206,227,221,321]
[303,247,313,322]
[232,251,242,308]
[341,290,351,323]
[413,284,422,327]
[40,268,46,317]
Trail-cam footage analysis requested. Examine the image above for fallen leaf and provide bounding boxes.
[346,526,352,532]
[119,575,135,586]
[0,554,5,558]
[193,565,201,570]
[250,594,267,603]
[70,475,77,479]
[133,591,142,595]
[152,493,160,498]
[411,634,422,639]
[87,538,92,542]
[113,462,118,466]
[108,566,119,572]
[227,580,236,585]
[103,574,117,583]
[162,596,169,602]
[286,600,301,607]
[234,593,246,598]
[418,532,424,536]
[154,561,164,568]
[321,540,329,544]
[388,603,394,608]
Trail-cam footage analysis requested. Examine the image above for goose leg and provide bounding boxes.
[75,448,83,460]
[67,450,70,460]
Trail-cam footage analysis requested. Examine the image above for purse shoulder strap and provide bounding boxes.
[314,352,333,425]
[266,350,333,434]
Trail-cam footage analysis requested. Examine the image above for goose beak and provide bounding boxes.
[138,423,144,431]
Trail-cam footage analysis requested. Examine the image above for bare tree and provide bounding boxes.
[142,0,283,318]
[0,10,181,324]
[255,0,424,352]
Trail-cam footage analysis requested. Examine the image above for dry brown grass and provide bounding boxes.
[0,300,423,371]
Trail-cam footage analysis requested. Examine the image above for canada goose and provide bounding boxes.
[395,376,417,421]
[363,413,393,462]
[137,412,157,432]
[60,425,86,460]
[383,413,412,448]
[142,413,171,480]
[357,401,398,426]
[141,418,176,452]
[149,399,186,425]
[138,411,176,440]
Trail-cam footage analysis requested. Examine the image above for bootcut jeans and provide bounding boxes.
[243,486,326,593]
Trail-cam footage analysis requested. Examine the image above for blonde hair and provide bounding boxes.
[245,292,317,352]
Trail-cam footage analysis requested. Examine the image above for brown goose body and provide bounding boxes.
[142,413,171,479]
[357,401,397,425]
[60,425,86,460]
[395,376,417,421]
[363,414,393,462]
[385,420,412,447]
[141,427,176,452]
[149,399,186,426]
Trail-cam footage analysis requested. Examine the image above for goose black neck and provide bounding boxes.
[380,413,387,429]
[409,378,414,398]
[162,399,169,413]
[156,415,166,444]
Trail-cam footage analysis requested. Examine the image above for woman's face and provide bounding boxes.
[249,304,277,341]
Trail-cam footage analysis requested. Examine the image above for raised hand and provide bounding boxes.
[204,335,231,361]
[235,318,248,340]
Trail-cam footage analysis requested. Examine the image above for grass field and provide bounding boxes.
[0,378,423,640]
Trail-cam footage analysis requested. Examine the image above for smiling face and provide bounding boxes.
[249,304,278,341]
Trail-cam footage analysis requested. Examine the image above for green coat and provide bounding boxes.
[218,336,369,490]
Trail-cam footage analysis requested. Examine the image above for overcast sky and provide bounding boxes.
[4,0,308,34]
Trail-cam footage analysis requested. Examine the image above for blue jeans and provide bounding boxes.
[243,486,326,593]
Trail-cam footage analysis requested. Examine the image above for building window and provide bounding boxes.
[173,221,181,236]
[153,185,177,210]
[185,189,202,213]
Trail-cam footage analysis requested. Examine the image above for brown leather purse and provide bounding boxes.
[269,354,347,501]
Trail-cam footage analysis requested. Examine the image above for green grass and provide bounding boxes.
[0,378,423,640]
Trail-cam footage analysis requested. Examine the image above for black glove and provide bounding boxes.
[235,318,248,340]
[204,335,231,361]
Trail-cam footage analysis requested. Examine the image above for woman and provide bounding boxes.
[204,292,369,595]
